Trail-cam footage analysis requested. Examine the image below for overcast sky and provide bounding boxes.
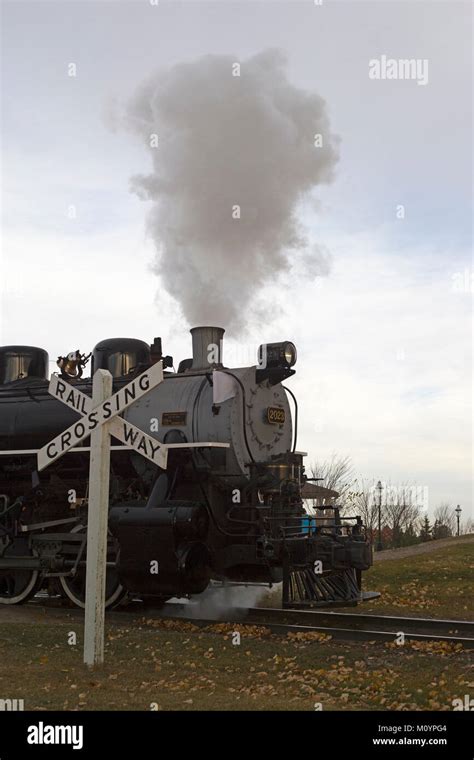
[1,0,472,521]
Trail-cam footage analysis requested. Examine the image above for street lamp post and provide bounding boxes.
[455,505,462,536]
[377,480,383,551]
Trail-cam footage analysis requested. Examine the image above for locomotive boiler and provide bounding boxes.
[0,327,372,609]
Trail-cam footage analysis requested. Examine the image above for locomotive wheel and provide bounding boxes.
[0,540,41,605]
[59,525,127,610]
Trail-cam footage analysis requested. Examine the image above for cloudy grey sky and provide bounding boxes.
[1,0,472,520]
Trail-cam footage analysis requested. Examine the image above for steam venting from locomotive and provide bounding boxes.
[123,48,339,329]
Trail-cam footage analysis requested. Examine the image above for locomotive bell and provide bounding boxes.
[56,350,91,379]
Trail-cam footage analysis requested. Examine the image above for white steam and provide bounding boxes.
[171,584,271,620]
[124,49,339,329]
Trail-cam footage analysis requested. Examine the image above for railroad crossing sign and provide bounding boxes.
[37,362,167,667]
[38,361,167,471]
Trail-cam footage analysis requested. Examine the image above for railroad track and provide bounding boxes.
[153,602,474,648]
[26,595,474,648]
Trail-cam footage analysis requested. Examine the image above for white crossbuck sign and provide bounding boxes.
[37,361,168,471]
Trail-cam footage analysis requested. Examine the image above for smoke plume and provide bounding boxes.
[124,49,339,328]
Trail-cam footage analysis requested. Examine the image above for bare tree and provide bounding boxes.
[383,483,421,547]
[463,518,474,535]
[433,503,455,536]
[345,478,379,538]
[309,454,354,510]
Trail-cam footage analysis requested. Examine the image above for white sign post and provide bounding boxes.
[84,369,113,667]
[38,362,167,667]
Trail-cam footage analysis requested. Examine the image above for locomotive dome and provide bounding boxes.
[0,345,49,385]
[92,338,151,378]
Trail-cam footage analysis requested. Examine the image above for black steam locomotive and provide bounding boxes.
[0,327,372,609]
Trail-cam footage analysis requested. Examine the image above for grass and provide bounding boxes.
[0,541,471,711]
[357,542,473,620]
[0,615,472,711]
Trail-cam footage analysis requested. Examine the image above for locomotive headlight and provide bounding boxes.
[283,342,297,367]
[257,341,297,369]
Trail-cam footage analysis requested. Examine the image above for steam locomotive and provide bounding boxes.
[0,327,372,609]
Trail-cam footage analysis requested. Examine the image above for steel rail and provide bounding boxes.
[244,606,474,637]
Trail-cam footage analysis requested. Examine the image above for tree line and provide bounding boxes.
[309,454,472,549]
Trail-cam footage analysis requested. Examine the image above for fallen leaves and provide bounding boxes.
[143,618,201,634]
[286,631,332,643]
[207,623,271,638]
[385,640,465,655]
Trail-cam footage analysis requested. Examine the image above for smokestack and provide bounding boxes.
[190,326,224,370]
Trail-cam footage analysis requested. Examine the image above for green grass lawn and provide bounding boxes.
[358,542,473,620]
[0,615,472,711]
